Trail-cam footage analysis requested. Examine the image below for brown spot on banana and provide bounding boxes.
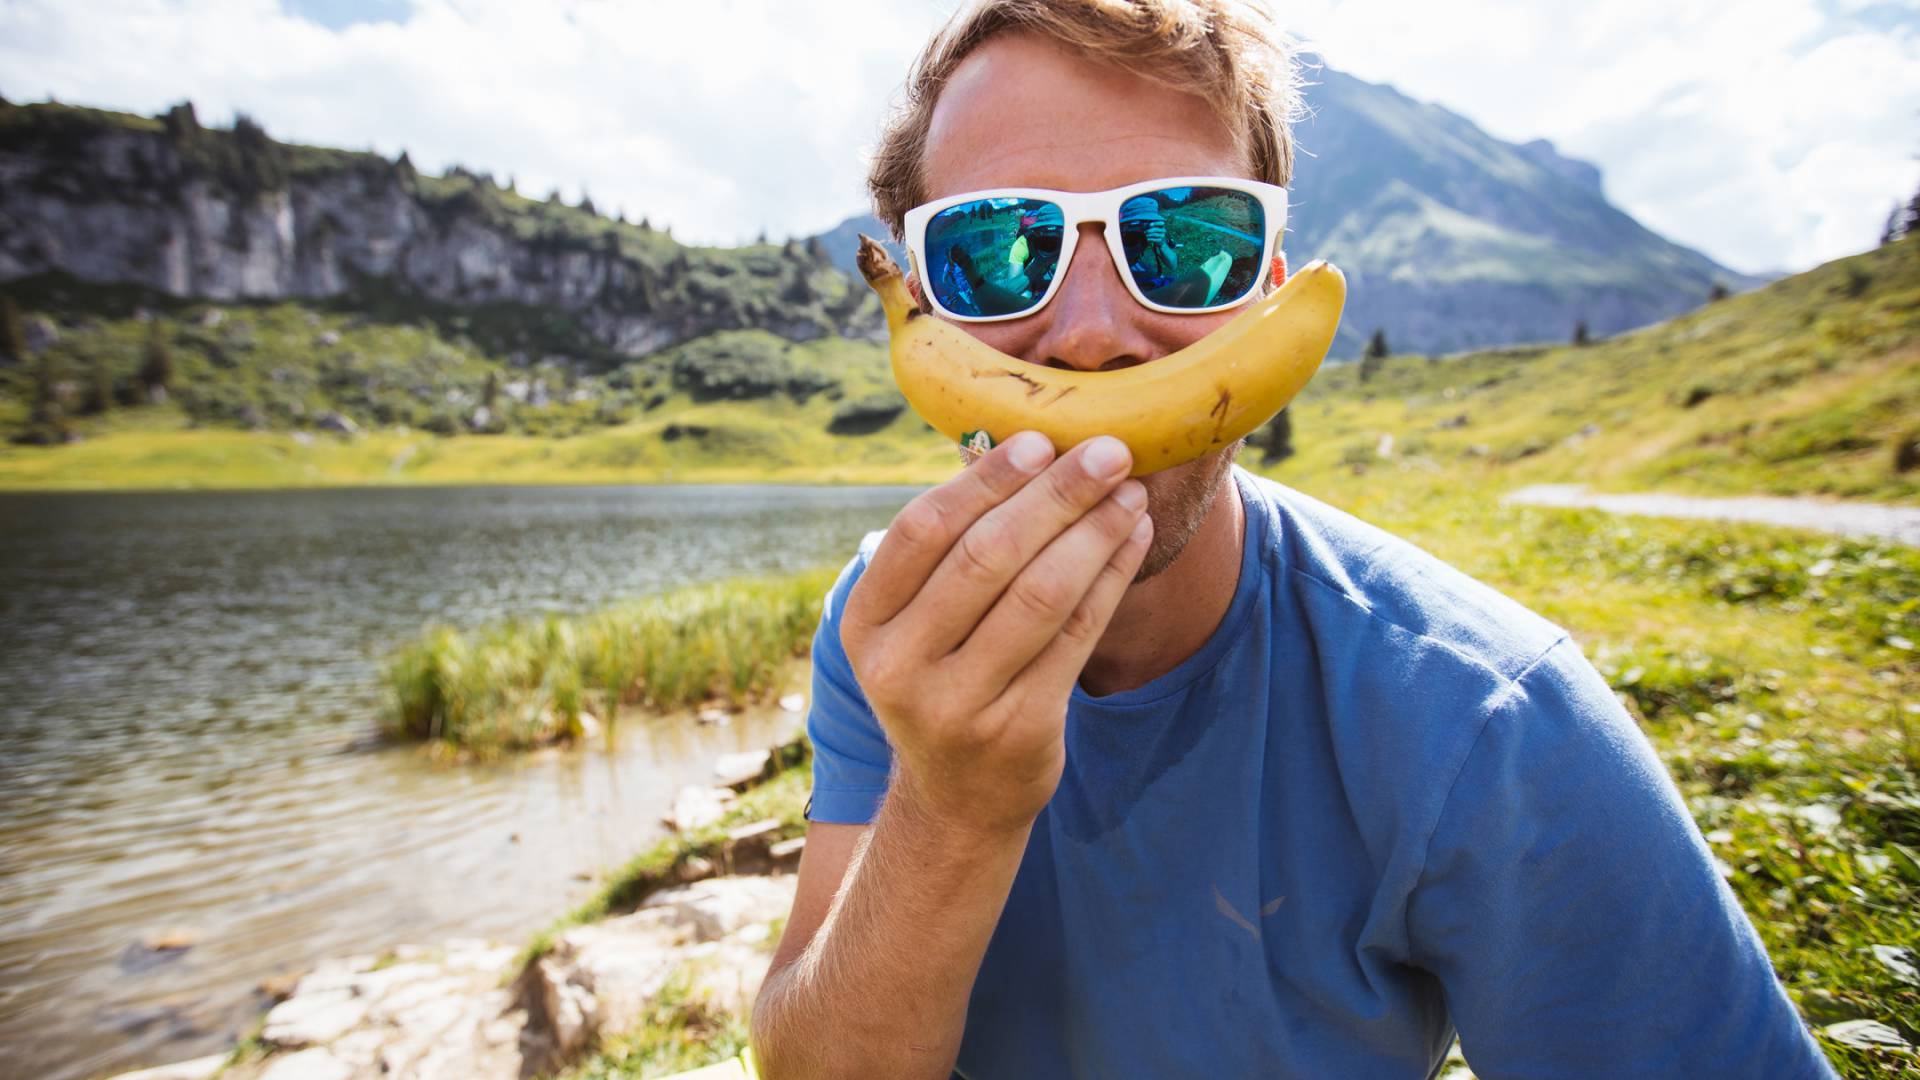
[985,369,1048,398]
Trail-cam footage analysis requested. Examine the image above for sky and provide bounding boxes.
[0,0,1915,275]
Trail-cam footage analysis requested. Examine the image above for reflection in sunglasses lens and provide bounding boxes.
[924,198,1063,318]
[1131,186,1265,310]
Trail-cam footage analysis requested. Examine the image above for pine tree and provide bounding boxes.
[1249,405,1293,463]
[140,320,173,404]
[85,354,113,415]
[1707,282,1731,303]
[1358,328,1388,383]
[1883,202,1905,247]
[0,295,26,365]
[28,349,66,442]
[1573,320,1591,347]
[579,193,597,217]
[482,370,499,410]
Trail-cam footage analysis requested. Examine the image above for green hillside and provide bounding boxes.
[0,236,1913,494]
[1271,235,1919,505]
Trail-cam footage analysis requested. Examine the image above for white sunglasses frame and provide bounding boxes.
[902,176,1289,323]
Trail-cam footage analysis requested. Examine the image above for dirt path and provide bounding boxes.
[1502,484,1920,547]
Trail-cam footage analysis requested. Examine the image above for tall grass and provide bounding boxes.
[382,568,836,752]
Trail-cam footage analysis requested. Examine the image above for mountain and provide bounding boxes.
[810,62,1763,360]
[0,100,882,369]
[810,214,904,284]
[1289,65,1764,358]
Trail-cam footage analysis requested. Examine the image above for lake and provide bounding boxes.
[0,483,918,1080]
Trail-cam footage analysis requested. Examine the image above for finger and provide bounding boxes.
[904,436,1135,658]
[950,486,1149,690]
[998,510,1151,703]
[845,430,1055,630]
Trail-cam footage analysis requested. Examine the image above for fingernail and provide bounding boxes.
[1130,514,1153,543]
[1006,432,1052,473]
[1113,479,1146,512]
[1081,436,1129,479]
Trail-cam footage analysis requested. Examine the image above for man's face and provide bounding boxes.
[918,31,1251,581]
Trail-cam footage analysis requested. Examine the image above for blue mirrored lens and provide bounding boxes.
[924,198,1063,317]
[1121,186,1265,309]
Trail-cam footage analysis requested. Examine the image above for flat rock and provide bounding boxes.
[105,1053,228,1080]
[665,784,734,832]
[639,876,797,943]
[264,990,370,1048]
[258,1049,352,1080]
[713,749,770,788]
[526,876,798,1067]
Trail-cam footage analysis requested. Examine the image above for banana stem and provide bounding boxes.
[856,234,923,333]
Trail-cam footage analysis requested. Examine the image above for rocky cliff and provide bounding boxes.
[0,101,880,366]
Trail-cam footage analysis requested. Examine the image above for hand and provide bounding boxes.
[840,432,1153,837]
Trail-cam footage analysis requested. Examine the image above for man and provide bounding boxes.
[750,2,1835,1077]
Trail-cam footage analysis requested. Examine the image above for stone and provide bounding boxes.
[638,876,797,943]
[713,749,770,788]
[315,411,359,435]
[725,818,780,844]
[769,836,807,861]
[1822,1019,1910,1050]
[680,938,781,1018]
[778,693,805,712]
[697,707,731,726]
[665,785,734,832]
[525,875,797,1066]
[263,988,370,1048]
[104,1053,227,1080]
[257,1048,352,1080]
[24,314,60,353]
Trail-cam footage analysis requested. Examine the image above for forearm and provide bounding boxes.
[752,774,1032,1079]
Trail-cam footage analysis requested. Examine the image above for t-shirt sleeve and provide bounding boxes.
[1406,639,1836,1079]
[804,532,895,825]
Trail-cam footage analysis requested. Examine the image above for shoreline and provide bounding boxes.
[104,733,814,1080]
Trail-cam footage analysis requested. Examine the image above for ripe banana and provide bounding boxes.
[855,235,1345,477]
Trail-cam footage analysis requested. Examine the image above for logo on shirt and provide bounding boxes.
[1213,882,1287,941]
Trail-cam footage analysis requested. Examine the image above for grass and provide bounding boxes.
[1283,235,1920,505]
[555,974,750,1080]
[382,571,837,753]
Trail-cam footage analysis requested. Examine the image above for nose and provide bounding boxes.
[1030,222,1154,373]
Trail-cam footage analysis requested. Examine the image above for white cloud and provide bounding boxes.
[0,0,1913,272]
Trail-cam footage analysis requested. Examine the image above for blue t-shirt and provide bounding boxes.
[804,465,1835,1079]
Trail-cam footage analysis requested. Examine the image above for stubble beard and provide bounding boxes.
[1133,439,1241,583]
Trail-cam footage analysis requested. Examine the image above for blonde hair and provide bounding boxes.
[866,0,1308,241]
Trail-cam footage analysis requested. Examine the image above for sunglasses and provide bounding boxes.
[903,176,1288,323]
